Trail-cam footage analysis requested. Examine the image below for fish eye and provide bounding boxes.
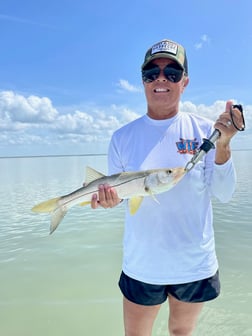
[157,170,172,183]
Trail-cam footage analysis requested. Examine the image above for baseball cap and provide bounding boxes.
[142,39,188,75]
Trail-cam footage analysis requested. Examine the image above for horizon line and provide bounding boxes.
[0,153,107,159]
[0,148,251,160]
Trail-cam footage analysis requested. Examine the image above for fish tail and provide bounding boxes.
[31,197,61,213]
[50,206,68,234]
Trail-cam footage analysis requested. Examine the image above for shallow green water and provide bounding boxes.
[0,152,251,335]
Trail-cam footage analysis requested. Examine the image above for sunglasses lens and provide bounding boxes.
[163,66,183,83]
[142,64,184,83]
[142,65,160,82]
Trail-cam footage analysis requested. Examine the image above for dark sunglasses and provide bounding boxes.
[142,64,184,83]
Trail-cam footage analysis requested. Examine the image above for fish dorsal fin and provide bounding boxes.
[85,166,105,184]
[128,196,144,215]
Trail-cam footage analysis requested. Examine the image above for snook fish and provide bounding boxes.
[32,166,185,234]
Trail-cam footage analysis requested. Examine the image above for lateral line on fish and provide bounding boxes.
[59,174,148,207]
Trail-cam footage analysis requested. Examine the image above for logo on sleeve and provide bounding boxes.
[176,138,199,154]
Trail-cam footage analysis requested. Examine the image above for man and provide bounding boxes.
[91,39,243,336]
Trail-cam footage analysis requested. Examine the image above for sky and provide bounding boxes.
[0,0,251,157]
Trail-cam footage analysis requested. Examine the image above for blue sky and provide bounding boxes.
[0,0,251,157]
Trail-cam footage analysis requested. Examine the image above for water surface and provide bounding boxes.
[0,152,251,335]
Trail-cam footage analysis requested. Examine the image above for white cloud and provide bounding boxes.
[181,100,252,126]
[0,90,251,155]
[201,34,209,42]
[180,101,252,149]
[180,100,226,120]
[0,91,142,153]
[117,79,142,93]
[0,91,58,127]
[194,34,210,50]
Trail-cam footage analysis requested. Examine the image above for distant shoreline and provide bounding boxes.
[0,148,251,159]
[0,153,107,159]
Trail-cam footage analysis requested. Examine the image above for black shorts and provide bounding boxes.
[119,271,220,306]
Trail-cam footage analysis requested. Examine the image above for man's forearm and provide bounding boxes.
[215,143,231,165]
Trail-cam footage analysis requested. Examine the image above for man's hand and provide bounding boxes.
[214,100,244,164]
[91,184,122,209]
[214,101,243,144]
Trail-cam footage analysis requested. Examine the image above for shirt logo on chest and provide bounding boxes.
[176,138,199,154]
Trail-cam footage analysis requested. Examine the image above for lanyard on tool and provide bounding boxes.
[184,104,245,173]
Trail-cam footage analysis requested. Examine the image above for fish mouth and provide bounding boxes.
[153,88,170,93]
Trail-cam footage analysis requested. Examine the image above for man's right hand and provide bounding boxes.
[91,184,122,209]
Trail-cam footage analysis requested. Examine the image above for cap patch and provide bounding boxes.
[151,40,178,56]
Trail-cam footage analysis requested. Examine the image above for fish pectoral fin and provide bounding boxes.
[128,196,144,215]
[85,166,106,184]
[149,192,160,204]
[78,201,91,207]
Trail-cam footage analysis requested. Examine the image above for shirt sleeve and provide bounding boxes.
[209,158,237,203]
[202,122,236,203]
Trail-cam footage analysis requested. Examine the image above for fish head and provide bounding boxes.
[156,169,174,183]
[145,167,185,194]
[158,167,185,185]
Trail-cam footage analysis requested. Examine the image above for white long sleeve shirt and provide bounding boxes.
[108,112,236,284]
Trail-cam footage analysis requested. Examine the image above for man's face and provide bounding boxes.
[143,58,189,119]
